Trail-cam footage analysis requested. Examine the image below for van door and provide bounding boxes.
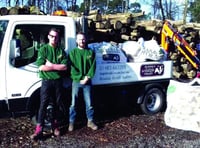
[6,24,66,102]
[0,20,9,100]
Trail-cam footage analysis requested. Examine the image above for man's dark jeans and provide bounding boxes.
[37,79,64,126]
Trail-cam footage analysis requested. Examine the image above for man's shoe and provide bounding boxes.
[53,128,60,137]
[30,125,43,140]
[87,121,98,130]
[68,123,74,132]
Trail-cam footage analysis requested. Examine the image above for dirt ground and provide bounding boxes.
[1,85,200,147]
[1,109,200,148]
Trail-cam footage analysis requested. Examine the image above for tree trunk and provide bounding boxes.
[159,0,165,21]
[183,0,188,24]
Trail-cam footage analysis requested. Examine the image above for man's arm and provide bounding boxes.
[80,51,96,85]
[86,51,96,78]
[39,60,67,71]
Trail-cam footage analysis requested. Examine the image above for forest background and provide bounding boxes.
[1,0,200,23]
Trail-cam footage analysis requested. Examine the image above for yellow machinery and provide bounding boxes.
[161,20,200,70]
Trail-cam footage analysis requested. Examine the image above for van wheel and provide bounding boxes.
[140,88,165,115]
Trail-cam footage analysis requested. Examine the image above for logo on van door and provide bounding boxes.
[140,64,164,76]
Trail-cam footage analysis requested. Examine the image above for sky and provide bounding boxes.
[77,0,83,5]
[131,0,186,20]
[75,0,185,14]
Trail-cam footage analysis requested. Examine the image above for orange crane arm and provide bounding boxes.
[161,21,200,69]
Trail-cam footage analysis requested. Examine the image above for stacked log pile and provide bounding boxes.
[0,6,44,15]
[84,11,200,47]
[84,10,200,79]
[85,10,152,43]
[164,20,200,79]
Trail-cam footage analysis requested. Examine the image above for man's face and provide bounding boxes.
[76,34,86,49]
[48,30,59,47]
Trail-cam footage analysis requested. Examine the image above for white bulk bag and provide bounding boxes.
[164,78,200,133]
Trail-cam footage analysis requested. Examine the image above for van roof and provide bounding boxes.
[0,15,75,23]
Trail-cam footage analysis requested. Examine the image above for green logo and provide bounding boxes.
[167,85,176,94]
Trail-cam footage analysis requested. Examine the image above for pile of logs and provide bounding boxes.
[83,9,200,80]
[84,10,154,43]
[0,6,44,15]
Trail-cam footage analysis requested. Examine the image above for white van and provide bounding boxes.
[0,15,172,120]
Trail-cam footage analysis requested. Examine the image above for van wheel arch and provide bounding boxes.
[26,88,40,124]
[26,88,57,126]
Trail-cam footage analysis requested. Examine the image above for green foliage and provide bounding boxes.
[130,2,142,13]
[79,3,85,13]
[188,0,200,22]
[109,0,122,8]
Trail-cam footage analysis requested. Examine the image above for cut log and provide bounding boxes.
[96,28,115,36]
[95,29,108,33]
[102,13,133,20]
[8,7,19,15]
[111,20,123,30]
[130,36,138,41]
[120,27,127,34]
[131,11,145,18]
[87,13,102,21]
[130,30,138,37]
[95,22,105,29]
[104,20,112,29]
[0,7,8,15]
[89,10,100,15]
[193,23,200,28]
[66,11,81,18]
[30,6,40,14]
[19,6,30,14]
[121,34,131,40]
[166,19,184,26]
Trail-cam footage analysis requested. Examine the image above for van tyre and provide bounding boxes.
[26,89,40,125]
[140,87,165,115]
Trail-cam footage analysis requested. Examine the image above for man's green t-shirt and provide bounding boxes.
[36,44,68,80]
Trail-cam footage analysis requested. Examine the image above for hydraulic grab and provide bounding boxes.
[161,20,200,70]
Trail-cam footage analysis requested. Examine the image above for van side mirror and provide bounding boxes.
[10,39,21,59]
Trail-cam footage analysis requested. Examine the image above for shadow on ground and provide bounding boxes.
[0,85,143,131]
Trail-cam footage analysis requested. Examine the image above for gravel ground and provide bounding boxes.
[1,111,200,148]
